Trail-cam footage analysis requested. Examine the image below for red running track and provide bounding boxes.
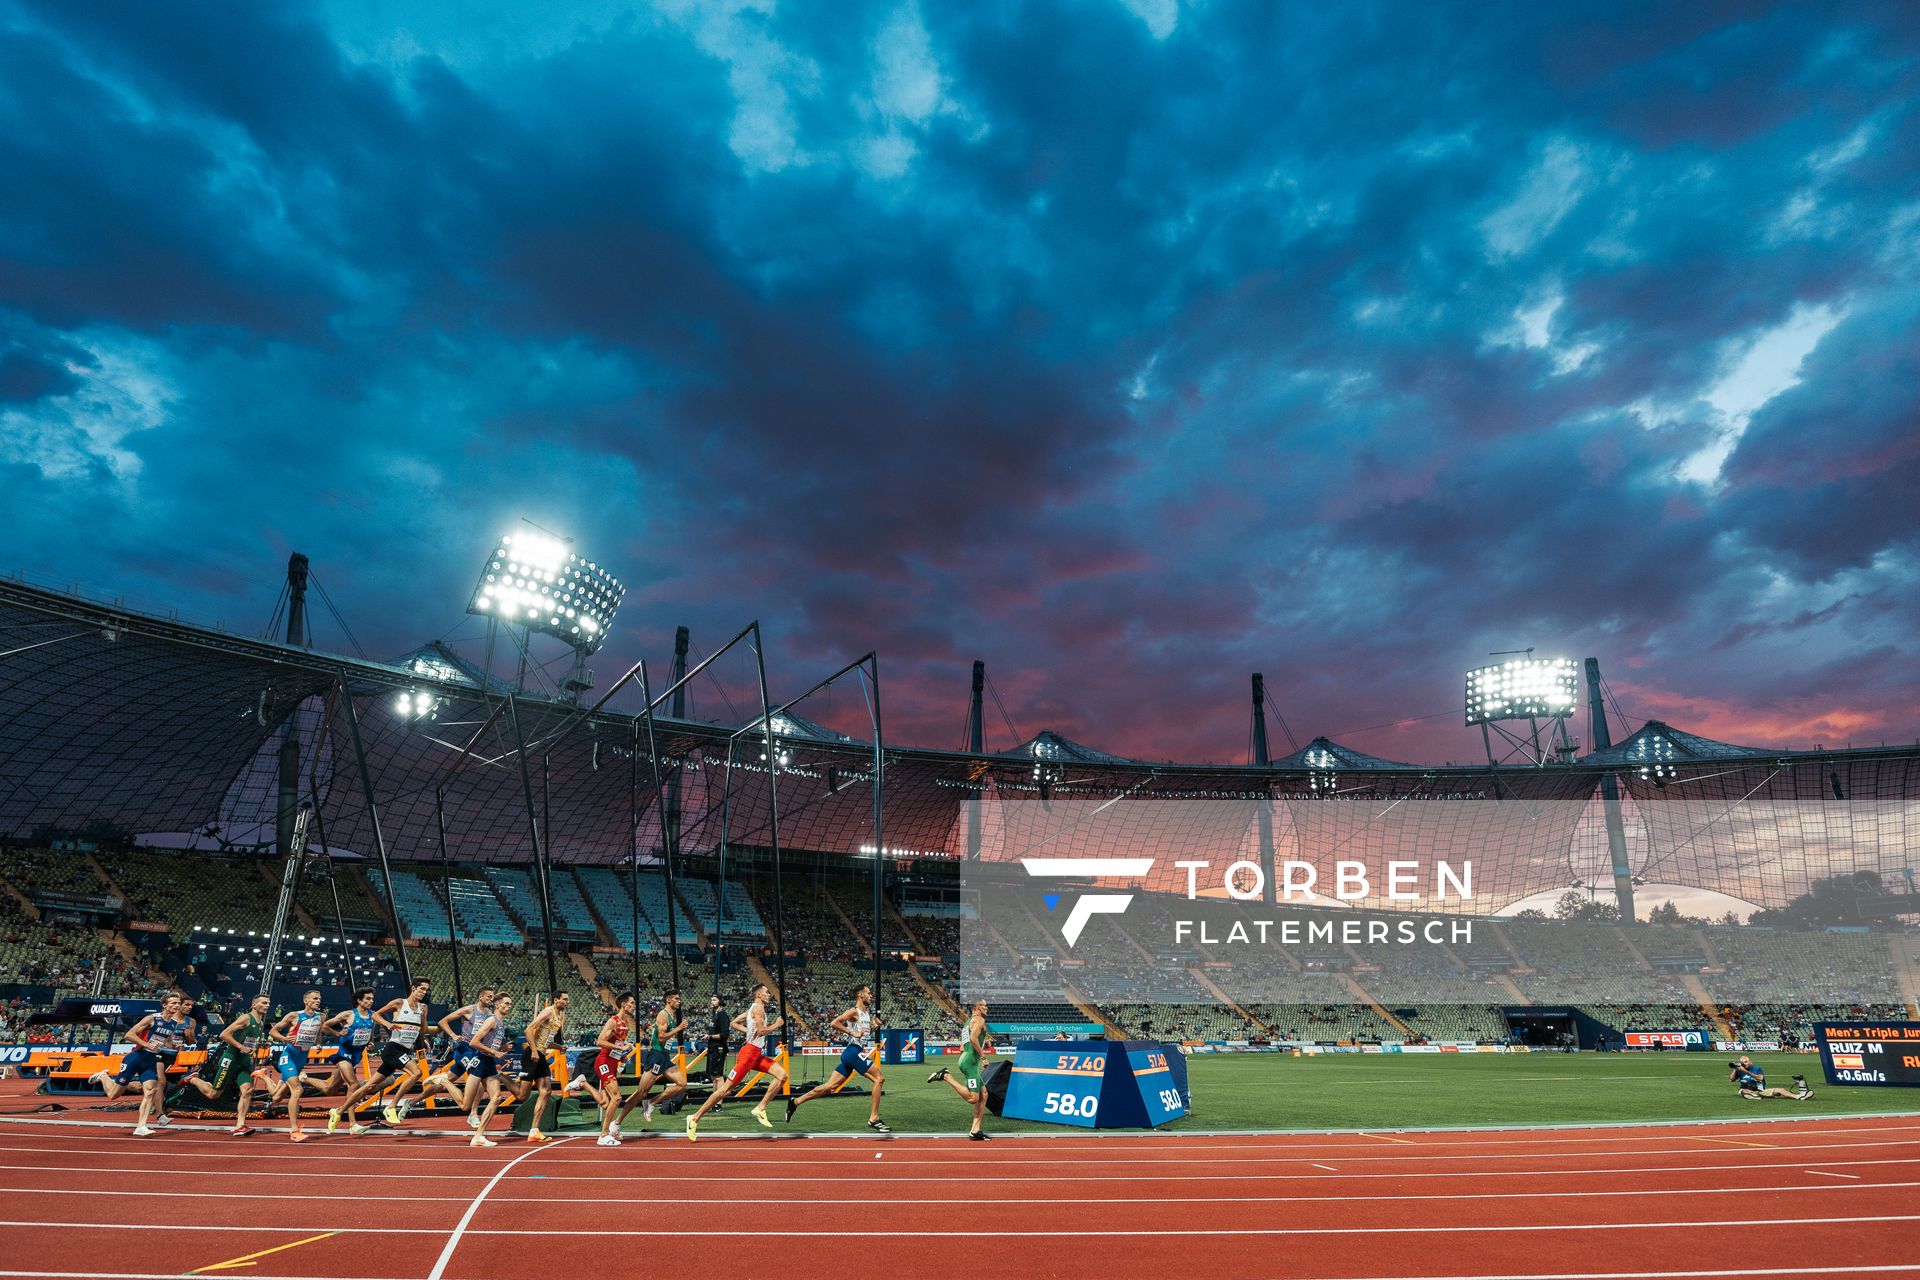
[1,1104,1919,1279]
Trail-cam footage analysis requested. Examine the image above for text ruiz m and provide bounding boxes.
[1172,859,1473,902]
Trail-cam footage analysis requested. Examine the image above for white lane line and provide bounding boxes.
[1,1178,1915,1208]
[4,1114,1917,1147]
[5,1156,1920,1185]
[0,1137,1915,1166]
[2,1212,1918,1238]
[2,1267,1920,1280]
[1806,1169,1862,1180]
[1314,1163,1339,1171]
[426,1135,578,1280]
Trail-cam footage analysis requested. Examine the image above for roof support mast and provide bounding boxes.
[275,553,309,860]
[1585,657,1636,923]
[1251,673,1276,906]
[966,660,985,860]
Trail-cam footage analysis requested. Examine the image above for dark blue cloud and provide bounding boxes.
[1,0,1916,763]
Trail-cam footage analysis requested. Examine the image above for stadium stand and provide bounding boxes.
[368,868,454,943]
[0,846,106,897]
[405,942,603,1011]
[480,865,593,943]
[444,875,523,946]
[632,872,695,945]
[101,847,283,934]
[678,877,765,943]
[571,866,654,951]
[0,897,140,1001]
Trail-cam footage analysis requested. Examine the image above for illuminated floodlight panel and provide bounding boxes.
[1464,656,1578,725]
[466,530,624,653]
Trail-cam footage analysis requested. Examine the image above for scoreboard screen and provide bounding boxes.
[1815,1023,1920,1087]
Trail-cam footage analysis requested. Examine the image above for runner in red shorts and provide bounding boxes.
[587,993,638,1146]
[685,982,785,1142]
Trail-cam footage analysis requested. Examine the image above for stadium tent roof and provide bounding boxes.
[1578,720,1772,765]
[745,710,857,745]
[1006,729,1138,766]
[4,577,1918,913]
[391,641,504,693]
[1269,736,1413,771]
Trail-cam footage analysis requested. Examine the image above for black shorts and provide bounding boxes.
[641,1047,673,1077]
[521,1048,552,1081]
[377,1042,417,1077]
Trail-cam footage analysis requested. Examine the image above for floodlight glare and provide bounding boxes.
[466,528,624,654]
[1464,656,1578,726]
[394,689,441,720]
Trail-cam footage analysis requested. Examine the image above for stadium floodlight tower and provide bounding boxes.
[467,524,624,703]
[1465,650,1580,768]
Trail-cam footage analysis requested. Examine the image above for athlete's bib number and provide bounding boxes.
[1042,1091,1098,1119]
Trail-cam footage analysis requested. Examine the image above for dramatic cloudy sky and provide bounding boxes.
[3,0,1917,764]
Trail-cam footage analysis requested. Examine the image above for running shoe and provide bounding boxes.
[685,1117,698,1144]
[784,1097,797,1122]
[927,1067,948,1084]
[87,1070,109,1088]
[471,1134,497,1148]
[131,1125,155,1137]
[382,1105,402,1125]
[289,1131,309,1143]
[641,1099,655,1124]
[751,1106,771,1129]
[230,1126,256,1138]
[867,1119,890,1133]
[967,1129,990,1141]
[349,1122,372,1136]
[326,1109,341,1135]
[466,1111,483,1130]
[396,1099,415,1119]
[595,1134,618,1147]
[152,1115,171,1127]
[525,1130,550,1144]
[562,1077,586,1096]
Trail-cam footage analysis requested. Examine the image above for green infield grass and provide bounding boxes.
[607,1051,1920,1137]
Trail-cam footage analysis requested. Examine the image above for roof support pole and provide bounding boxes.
[631,661,676,994]
[305,787,357,992]
[339,684,411,990]
[433,789,464,1005]
[1585,658,1636,923]
[1252,673,1276,906]
[664,627,688,887]
[507,695,563,1001]
[275,553,310,861]
[868,656,886,1021]
[748,623,791,1082]
[967,660,985,860]
[257,803,312,1000]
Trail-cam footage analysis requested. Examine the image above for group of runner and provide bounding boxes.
[92,980,997,1142]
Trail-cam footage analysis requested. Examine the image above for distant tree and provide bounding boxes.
[1647,901,1682,926]
[1553,891,1622,923]
[1749,872,1884,930]
[1716,910,1744,927]
[1510,908,1547,921]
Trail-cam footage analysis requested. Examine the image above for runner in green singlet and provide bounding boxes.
[181,994,271,1137]
[927,999,992,1140]
[616,990,690,1130]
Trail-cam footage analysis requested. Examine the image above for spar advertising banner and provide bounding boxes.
[1624,1029,1712,1049]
